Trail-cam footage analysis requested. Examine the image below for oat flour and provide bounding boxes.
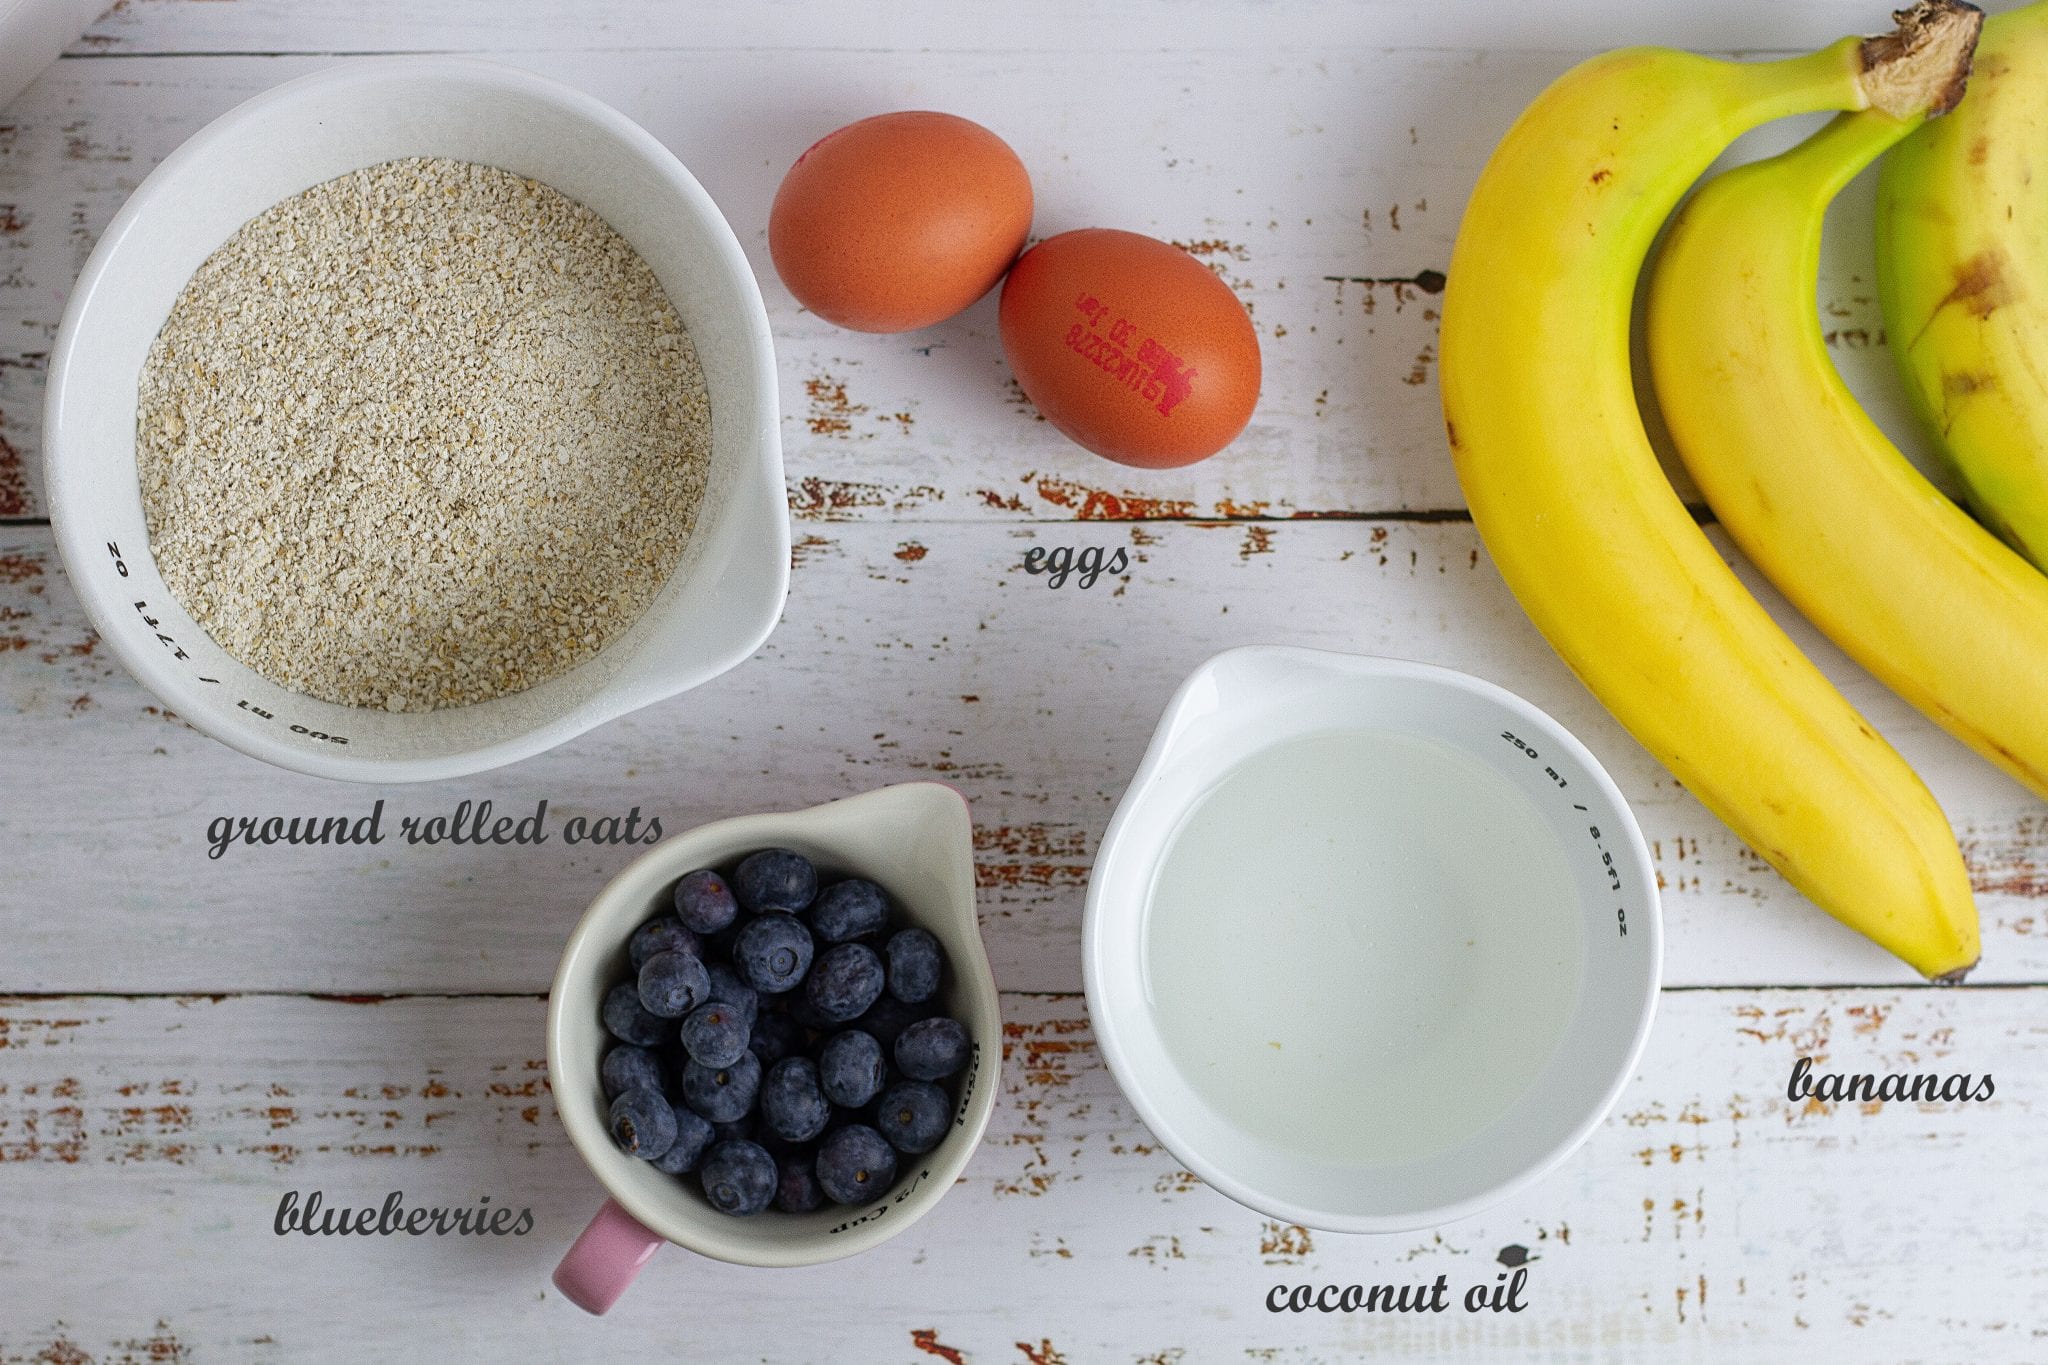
[138,156,713,712]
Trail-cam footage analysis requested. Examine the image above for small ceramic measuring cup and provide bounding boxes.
[1085,646,1662,1233]
[547,783,1001,1314]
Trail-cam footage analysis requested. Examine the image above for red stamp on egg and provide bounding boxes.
[1064,293,1196,418]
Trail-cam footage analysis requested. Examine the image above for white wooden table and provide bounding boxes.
[3,1,2044,1358]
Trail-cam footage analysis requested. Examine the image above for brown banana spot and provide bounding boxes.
[1947,250,2013,320]
[1942,368,1999,398]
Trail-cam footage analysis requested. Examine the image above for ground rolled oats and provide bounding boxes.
[138,156,712,712]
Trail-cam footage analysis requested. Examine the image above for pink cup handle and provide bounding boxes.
[554,1197,664,1315]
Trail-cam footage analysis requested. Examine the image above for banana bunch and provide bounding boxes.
[1439,0,1987,979]
[1880,2,2048,570]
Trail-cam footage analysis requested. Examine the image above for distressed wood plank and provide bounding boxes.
[0,51,1930,523]
[0,989,2041,1360]
[0,47,1462,524]
[3,521,2043,993]
[66,0,1941,58]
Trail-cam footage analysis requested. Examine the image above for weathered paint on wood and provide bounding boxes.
[65,0,1968,59]
[0,990,2039,1360]
[1,521,2043,993]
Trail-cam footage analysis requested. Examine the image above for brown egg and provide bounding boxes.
[769,111,1033,334]
[998,229,1260,468]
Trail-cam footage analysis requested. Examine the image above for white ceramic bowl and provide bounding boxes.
[546,783,1002,1312]
[44,58,788,781]
[1084,646,1661,1234]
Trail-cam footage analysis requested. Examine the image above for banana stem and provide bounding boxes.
[1720,37,1875,126]
[1715,1,1981,131]
[1768,109,1928,206]
[1856,0,1983,117]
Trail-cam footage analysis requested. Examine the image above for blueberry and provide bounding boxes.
[711,1115,754,1145]
[602,982,669,1047]
[816,1124,898,1205]
[856,993,934,1049]
[895,1016,972,1081]
[734,848,818,914]
[818,1029,887,1109]
[704,963,760,1027]
[775,1155,824,1213]
[673,868,740,934]
[734,912,814,994]
[600,1043,666,1099]
[648,1104,715,1175]
[759,1057,832,1143]
[875,1080,951,1155]
[747,1010,807,1067]
[607,1087,677,1160]
[884,927,943,1005]
[806,942,886,1024]
[680,1049,761,1124]
[638,948,711,1019]
[699,1139,777,1216]
[811,879,889,943]
[680,1000,752,1069]
[629,916,700,972]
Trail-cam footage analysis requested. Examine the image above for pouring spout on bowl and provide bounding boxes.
[798,782,985,939]
[786,783,1000,1073]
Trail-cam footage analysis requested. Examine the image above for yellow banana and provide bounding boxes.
[1879,0,2048,570]
[1650,110,2048,819]
[1439,2,1983,978]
